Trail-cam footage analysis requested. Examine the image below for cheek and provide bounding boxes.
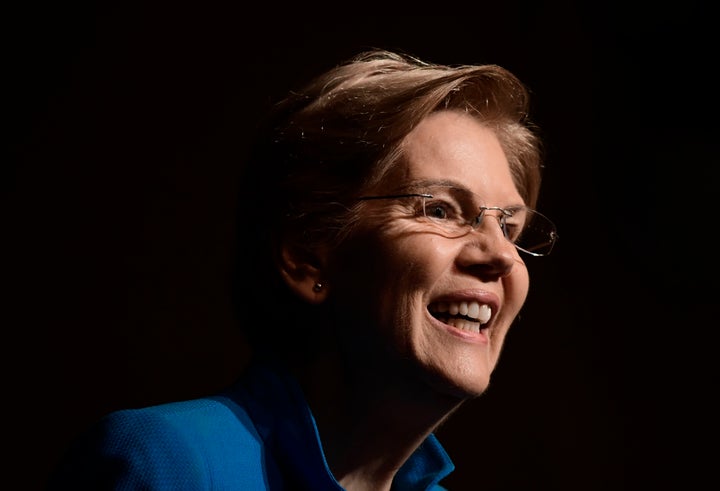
[328,232,452,366]
[335,217,443,279]
[328,226,449,322]
[333,234,436,296]
[506,261,531,316]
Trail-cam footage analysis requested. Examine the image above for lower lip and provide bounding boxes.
[430,315,490,345]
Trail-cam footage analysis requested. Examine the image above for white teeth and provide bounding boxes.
[459,302,469,316]
[477,304,491,324]
[467,302,480,319]
[447,318,480,334]
[430,300,493,325]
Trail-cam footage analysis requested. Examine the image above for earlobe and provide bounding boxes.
[278,245,328,304]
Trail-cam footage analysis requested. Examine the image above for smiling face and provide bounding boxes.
[324,110,531,400]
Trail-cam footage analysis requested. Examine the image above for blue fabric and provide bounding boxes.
[48,361,454,490]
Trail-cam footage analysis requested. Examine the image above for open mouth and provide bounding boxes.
[428,300,492,334]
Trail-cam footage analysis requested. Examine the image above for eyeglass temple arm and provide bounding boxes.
[357,193,433,201]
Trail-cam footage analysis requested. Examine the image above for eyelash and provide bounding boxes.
[424,199,465,222]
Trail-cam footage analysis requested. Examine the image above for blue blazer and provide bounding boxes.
[48,361,454,490]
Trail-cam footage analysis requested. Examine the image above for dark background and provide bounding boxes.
[5,2,718,490]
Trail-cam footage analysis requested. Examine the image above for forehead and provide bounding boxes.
[394,110,523,205]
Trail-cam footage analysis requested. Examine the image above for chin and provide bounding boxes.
[452,379,491,399]
[423,367,492,401]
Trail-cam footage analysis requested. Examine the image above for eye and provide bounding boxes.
[423,198,463,222]
[503,222,522,241]
[426,202,449,219]
[502,209,527,242]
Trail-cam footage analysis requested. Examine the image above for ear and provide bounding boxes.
[278,243,329,304]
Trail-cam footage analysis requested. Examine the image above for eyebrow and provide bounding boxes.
[402,178,468,193]
[403,179,527,209]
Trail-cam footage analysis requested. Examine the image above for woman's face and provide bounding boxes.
[327,110,530,400]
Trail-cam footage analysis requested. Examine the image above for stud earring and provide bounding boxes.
[312,282,323,293]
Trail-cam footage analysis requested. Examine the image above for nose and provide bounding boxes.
[457,214,518,278]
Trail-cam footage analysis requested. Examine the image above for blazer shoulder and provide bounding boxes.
[48,396,269,490]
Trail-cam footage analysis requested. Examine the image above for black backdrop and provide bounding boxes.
[6,2,718,489]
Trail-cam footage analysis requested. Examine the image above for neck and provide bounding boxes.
[294,353,462,491]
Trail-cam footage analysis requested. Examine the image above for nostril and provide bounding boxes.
[456,231,517,275]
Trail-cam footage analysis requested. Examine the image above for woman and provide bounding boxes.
[48,49,557,490]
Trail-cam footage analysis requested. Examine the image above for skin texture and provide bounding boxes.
[288,110,531,490]
[329,109,529,398]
